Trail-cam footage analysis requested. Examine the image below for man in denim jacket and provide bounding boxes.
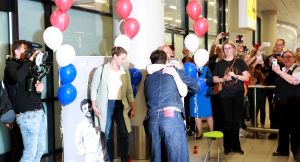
[144,49,199,162]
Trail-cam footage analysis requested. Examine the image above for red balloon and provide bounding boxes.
[186,0,202,20]
[193,17,208,38]
[50,10,70,32]
[116,0,132,20]
[121,18,140,39]
[55,0,73,12]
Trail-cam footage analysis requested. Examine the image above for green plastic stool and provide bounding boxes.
[203,131,224,162]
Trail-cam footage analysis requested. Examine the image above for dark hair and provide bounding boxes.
[80,99,91,111]
[276,38,285,45]
[150,50,167,64]
[12,40,29,56]
[112,46,127,57]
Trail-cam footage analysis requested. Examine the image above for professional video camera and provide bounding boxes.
[25,42,51,92]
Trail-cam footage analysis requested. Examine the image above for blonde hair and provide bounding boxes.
[222,40,237,57]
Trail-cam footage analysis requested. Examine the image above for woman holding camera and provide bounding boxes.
[212,40,249,155]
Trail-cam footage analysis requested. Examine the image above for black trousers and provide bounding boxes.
[220,93,244,151]
[276,100,300,160]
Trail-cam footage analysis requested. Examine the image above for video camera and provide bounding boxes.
[25,42,51,92]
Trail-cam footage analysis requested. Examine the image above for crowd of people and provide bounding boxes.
[1,35,300,162]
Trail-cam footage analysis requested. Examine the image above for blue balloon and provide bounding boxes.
[58,83,77,106]
[196,78,207,93]
[183,62,197,78]
[60,64,77,84]
[129,68,142,86]
[132,84,137,97]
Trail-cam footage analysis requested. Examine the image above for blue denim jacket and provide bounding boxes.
[144,68,199,116]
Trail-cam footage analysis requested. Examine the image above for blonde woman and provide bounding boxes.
[91,47,136,162]
[212,40,249,155]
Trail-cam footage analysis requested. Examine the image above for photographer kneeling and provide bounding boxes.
[4,40,47,162]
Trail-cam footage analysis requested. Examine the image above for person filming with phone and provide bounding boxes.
[271,50,300,161]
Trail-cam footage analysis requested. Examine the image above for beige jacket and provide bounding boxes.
[90,62,134,133]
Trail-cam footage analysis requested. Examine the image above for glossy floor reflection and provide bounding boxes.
[42,134,297,162]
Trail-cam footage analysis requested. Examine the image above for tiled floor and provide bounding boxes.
[42,134,297,162]
[42,100,297,162]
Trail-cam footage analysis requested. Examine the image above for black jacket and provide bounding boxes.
[4,59,42,114]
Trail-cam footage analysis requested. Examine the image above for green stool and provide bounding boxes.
[203,131,224,162]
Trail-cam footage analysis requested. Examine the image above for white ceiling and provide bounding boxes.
[257,0,300,33]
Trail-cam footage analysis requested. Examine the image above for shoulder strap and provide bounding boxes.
[100,65,104,80]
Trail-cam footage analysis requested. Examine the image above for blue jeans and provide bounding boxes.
[145,110,189,162]
[16,109,47,162]
[105,100,128,162]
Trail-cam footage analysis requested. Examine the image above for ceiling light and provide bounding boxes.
[95,0,107,3]
[77,4,94,8]
[164,17,173,21]
[209,2,215,6]
[169,5,177,10]
[175,19,181,23]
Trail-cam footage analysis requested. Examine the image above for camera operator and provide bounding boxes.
[4,40,47,162]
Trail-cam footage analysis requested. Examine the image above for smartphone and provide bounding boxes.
[272,58,277,65]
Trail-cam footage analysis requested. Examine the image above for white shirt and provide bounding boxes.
[75,118,103,159]
[107,68,124,100]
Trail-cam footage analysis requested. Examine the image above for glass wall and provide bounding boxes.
[59,7,113,56]
[164,0,185,29]
[73,0,111,13]
[0,11,11,154]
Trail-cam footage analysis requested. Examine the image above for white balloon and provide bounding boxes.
[184,34,199,53]
[43,26,63,51]
[114,34,132,52]
[194,49,209,68]
[56,44,76,67]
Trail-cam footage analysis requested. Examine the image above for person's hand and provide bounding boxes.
[92,106,100,117]
[130,108,136,118]
[29,50,40,61]
[35,81,44,92]
[272,64,281,74]
[217,32,224,40]
[223,74,232,81]
[5,123,13,129]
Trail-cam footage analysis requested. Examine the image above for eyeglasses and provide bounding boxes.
[224,47,233,51]
[283,55,294,59]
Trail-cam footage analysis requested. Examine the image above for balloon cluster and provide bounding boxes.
[184,0,208,53]
[114,0,140,52]
[129,68,142,97]
[43,0,77,106]
[183,49,209,89]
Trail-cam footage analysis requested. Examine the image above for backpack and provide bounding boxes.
[0,81,15,124]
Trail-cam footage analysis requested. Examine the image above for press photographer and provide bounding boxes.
[4,40,48,162]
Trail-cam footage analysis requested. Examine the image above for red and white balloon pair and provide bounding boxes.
[185,0,209,68]
[114,0,140,52]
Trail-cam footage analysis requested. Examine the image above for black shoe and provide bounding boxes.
[233,149,244,155]
[224,150,231,155]
[268,133,277,139]
[272,152,289,156]
[196,133,203,139]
